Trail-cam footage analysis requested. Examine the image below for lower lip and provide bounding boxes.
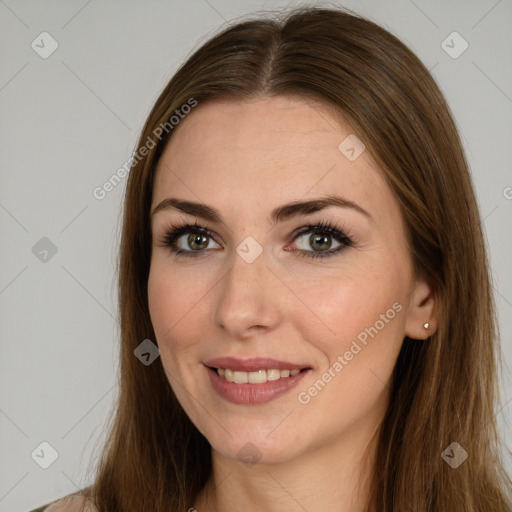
[205,366,311,405]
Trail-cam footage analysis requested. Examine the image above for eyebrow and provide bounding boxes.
[151,194,373,225]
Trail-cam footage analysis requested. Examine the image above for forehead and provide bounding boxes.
[152,95,396,225]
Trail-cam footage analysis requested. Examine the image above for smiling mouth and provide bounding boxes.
[210,367,309,384]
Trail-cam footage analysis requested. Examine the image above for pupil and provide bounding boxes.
[311,234,331,251]
[189,234,208,250]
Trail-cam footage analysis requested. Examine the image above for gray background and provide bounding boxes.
[1,0,511,510]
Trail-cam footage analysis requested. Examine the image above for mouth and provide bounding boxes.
[209,366,309,384]
[203,357,312,404]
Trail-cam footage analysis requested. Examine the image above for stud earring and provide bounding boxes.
[423,322,430,330]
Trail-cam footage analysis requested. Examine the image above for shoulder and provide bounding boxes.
[29,494,98,512]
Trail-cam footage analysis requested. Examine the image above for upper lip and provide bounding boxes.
[204,357,311,372]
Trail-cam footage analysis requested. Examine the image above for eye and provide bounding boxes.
[290,221,354,259]
[158,220,220,258]
[157,220,354,259]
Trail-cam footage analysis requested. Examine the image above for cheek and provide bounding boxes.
[296,263,405,343]
[291,278,405,439]
[147,262,203,352]
[292,262,408,409]
[147,263,205,401]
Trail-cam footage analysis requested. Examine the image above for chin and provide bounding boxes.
[208,426,306,466]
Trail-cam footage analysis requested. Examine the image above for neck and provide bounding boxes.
[193,421,380,512]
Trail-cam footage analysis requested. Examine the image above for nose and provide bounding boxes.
[213,246,283,339]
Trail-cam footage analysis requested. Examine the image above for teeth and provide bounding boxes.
[248,369,267,384]
[267,369,280,381]
[233,371,248,384]
[216,367,303,383]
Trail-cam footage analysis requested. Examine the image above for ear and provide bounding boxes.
[404,278,437,340]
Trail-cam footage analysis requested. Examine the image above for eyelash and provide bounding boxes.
[157,219,354,260]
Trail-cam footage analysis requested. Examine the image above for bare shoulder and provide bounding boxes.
[45,494,98,512]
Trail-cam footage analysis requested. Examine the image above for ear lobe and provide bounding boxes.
[404,279,437,340]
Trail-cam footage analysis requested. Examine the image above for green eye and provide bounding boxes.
[159,220,353,260]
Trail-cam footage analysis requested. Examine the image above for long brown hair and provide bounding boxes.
[69,5,511,511]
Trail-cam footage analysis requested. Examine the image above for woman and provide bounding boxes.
[29,5,512,512]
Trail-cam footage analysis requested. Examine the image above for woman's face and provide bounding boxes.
[148,95,431,465]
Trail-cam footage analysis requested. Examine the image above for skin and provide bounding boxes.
[147,95,437,512]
